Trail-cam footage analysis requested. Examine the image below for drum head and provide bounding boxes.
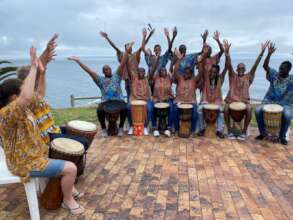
[131,100,147,106]
[263,104,283,113]
[155,102,170,109]
[67,120,97,132]
[178,103,193,109]
[51,138,84,155]
[203,104,220,110]
[229,102,246,111]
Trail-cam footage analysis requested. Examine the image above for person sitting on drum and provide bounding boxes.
[172,48,202,135]
[224,40,269,140]
[0,47,84,215]
[197,44,227,138]
[68,44,130,138]
[255,42,293,145]
[17,34,91,151]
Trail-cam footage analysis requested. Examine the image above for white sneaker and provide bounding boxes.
[101,129,108,138]
[118,128,123,137]
[128,127,133,135]
[164,130,171,137]
[153,130,160,137]
[237,133,247,141]
[144,127,149,136]
[227,132,236,140]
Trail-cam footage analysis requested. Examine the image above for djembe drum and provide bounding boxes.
[263,104,283,140]
[203,104,220,138]
[229,102,247,136]
[131,100,147,136]
[66,120,97,143]
[154,102,170,134]
[103,100,125,136]
[178,103,193,138]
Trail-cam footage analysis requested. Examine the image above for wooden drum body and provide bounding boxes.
[131,100,147,136]
[203,104,220,138]
[263,104,283,138]
[178,104,193,138]
[154,102,170,134]
[229,102,246,135]
[66,120,97,143]
[104,101,125,136]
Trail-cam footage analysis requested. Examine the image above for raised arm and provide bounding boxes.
[172,48,183,82]
[213,31,224,63]
[263,42,276,73]
[135,28,148,61]
[18,47,39,108]
[148,53,160,83]
[100,31,122,55]
[249,41,269,84]
[67,56,97,80]
[164,27,177,53]
[223,39,234,77]
[117,43,131,76]
[196,46,210,83]
[145,24,155,46]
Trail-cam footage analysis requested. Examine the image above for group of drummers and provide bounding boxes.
[0,26,292,216]
[68,27,292,145]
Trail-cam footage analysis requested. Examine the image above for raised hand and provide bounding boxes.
[268,42,276,54]
[213,30,220,41]
[30,47,38,68]
[100,31,108,39]
[164,28,170,38]
[174,48,183,59]
[223,39,231,54]
[172,27,178,38]
[261,40,270,53]
[201,30,208,42]
[142,28,147,38]
[67,56,80,62]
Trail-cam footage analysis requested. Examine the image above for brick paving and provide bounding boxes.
[0,128,293,220]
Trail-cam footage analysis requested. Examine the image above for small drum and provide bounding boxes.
[263,104,283,138]
[203,104,220,137]
[40,178,63,210]
[154,102,170,134]
[50,138,85,176]
[66,120,97,143]
[229,102,247,135]
[103,100,126,136]
[178,103,193,138]
[131,100,147,136]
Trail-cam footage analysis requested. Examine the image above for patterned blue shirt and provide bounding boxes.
[144,50,172,73]
[178,53,200,75]
[262,68,293,106]
[93,71,123,102]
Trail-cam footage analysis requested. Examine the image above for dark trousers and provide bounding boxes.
[49,126,90,151]
[97,100,127,129]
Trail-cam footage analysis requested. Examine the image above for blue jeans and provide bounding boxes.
[255,105,292,139]
[30,159,65,177]
[151,99,174,129]
[173,103,198,132]
[127,100,154,127]
[197,104,224,133]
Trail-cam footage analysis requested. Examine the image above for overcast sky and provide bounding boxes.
[1,0,293,59]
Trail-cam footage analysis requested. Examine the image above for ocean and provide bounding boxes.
[8,55,290,108]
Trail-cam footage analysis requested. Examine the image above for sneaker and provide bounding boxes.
[101,129,108,138]
[128,127,133,135]
[144,127,149,136]
[118,128,124,137]
[280,138,288,145]
[153,130,160,137]
[237,133,247,141]
[255,134,266,140]
[216,131,225,139]
[227,133,236,140]
[164,130,171,137]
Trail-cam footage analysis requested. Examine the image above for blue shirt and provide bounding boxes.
[93,71,123,102]
[178,53,200,75]
[262,68,293,106]
[144,50,172,73]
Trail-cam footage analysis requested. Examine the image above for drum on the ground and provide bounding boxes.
[66,120,97,143]
[154,102,170,134]
[203,104,220,137]
[263,104,283,138]
[229,102,247,135]
[178,103,193,138]
[131,100,147,136]
[40,177,63,210]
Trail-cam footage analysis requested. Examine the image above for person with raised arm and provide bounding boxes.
[255,42,293,145]
[224,40,269,140]
[0,47,84,215]
[68,44,130,137]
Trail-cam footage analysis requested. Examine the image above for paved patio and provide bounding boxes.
[0,128,293,220]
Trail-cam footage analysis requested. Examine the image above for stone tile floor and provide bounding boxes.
[0,128,293,220]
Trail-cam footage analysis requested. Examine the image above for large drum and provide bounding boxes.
[66,120,97,143]
[154,102,170,134]
[263,104,283,138]
[203,104,220,137]
[131,100,147,136]
[50,138,85,176]
[229,102,247,135]
[178,103,193,138]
